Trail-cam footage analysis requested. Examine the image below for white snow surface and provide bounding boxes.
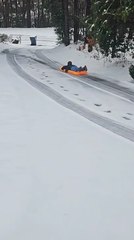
[0,28,134,240]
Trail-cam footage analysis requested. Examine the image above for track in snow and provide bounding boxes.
[7,52,134,142]
[35,49,134,103]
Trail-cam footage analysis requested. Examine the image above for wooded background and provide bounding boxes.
[0,0,133,57]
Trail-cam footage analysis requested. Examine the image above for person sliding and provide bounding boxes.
[61,61,87,72]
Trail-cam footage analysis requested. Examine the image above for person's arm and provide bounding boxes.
[61,66,65,70]
[61,66,69,72]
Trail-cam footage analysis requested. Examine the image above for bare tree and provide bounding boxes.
[3,0,10,27]
[73,0,79,43]
[62,0,70,45]
[26,0,31,27]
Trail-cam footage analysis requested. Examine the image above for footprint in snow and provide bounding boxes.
[94,103,102,107]
[74,93,79,96]
[122,116,131,120]
[127,113,133,116]
[60,86,64,88]
[64,89,68,91]
[79,99,85,102]
[104,110,111,113]
[41,72,46,76]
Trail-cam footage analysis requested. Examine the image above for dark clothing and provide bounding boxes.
[61,65,71,72]
[61,63,87,72]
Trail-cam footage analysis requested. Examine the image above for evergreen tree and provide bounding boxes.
[0,0,133,56]
[45,0,70,45]
[88,0,134,57]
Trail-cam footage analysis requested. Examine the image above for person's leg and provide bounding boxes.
[78,67,83,71]
[83,65,87,71]
[78,66,87,71]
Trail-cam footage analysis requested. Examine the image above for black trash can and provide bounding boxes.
[30,36,37,46]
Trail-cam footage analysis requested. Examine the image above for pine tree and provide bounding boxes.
[88,0,134,57]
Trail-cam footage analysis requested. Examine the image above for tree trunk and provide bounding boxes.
[22,0,26,27]
[86,0,91,16]
[41,0,45,27]
[74,0,79,43]
[15,0,18,26]
[4,0,10,27]
[62,0,70,46]
[26,0,31,27]
[111,22,117,58]
[37,0,40,27]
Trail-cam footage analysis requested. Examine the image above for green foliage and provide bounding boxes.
[129,65,134,79]
[87,0,134,57]
[46,0,63,26]
[0,0,133,52]
[45,0,66,43]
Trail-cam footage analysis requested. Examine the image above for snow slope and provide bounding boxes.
[0,28,134,240]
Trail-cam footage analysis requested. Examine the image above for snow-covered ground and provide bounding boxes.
[0,28,134,240]
[1,27,134,87]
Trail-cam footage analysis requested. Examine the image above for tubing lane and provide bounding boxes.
[35,49,134,103]
[7,52,134,143]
